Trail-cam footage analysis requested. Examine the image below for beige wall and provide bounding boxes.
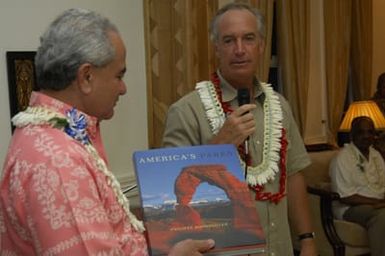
[0,0,148,185]
[372,0,385,93]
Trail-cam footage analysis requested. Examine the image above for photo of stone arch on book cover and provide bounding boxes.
[133,144,265,256]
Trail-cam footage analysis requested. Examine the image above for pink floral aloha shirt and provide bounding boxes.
[0,92,148,255]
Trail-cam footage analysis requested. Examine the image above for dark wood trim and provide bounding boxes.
[307,186,345,256]
[6,51,38,132]
[305,143,337,152]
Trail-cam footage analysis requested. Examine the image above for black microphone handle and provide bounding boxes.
[237,88,251,164]
[237,88,250,106]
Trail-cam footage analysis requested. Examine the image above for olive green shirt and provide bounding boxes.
[162,76,311,256]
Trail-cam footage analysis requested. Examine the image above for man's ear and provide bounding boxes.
[257,38,265,55]
[77,63,93,94]
[214,42,220,58]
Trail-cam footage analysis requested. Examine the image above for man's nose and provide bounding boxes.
[234,39,245,54]
[120,81,127,95]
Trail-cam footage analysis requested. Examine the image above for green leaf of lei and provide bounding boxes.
[49,117,69,129]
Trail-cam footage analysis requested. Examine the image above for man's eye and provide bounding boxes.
[245,35,256,42]
[223,38,233,44]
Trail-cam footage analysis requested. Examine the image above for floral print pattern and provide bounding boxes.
[0,92,148,255]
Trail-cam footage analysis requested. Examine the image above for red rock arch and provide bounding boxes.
[173,164,263,233]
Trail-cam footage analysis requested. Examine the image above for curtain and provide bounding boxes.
[323,0,352,145]
[350,0,373,100]
[144,0,218,148]
[247,0,274,82]
[276,0,310,134]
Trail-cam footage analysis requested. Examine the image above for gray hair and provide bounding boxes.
[209,2,265,43]
[35,8,119,90]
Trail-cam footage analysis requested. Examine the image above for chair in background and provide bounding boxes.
[292,150,370,256]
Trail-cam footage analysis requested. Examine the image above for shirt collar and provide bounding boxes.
[216,70,264,103]
[348,142,375,160]
[29,91,99,140]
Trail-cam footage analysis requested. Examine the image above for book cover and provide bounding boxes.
[133,144,265,255]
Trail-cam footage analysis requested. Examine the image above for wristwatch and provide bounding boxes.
[298,232,315,240]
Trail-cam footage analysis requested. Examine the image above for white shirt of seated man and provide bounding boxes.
[330,142,385,219]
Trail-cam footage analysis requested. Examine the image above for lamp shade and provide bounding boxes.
[339,100,385,131]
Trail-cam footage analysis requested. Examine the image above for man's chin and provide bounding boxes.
[230,69,255,79]
[101,110,115,121]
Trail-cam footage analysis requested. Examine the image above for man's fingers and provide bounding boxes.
[234,103,256,116]
[213,103,256,145]
[168,239,215,256]
[194,239,215,252]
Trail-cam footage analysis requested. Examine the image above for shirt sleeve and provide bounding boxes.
[162,92,213,147]
[163,102,199,147]
[279,95,311,175]
[329,150,357,198]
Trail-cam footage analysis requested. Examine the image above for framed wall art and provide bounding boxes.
[6,51,38,132]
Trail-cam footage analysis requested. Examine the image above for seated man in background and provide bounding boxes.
[373,131,385,161]
[330,116,385,256]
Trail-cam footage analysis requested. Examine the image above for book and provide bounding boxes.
[132,144,266,256]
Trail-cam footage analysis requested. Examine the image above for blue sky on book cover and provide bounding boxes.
[133,144,243,207]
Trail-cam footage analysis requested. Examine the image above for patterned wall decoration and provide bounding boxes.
[6,51,38,132]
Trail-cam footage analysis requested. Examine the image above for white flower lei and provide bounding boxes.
[196,81,283,186]
[12,106,145,232]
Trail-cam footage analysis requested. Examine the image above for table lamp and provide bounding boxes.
[339,100,385,132]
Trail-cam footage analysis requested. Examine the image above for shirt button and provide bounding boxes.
[270,252,275,256]
[270,222,275,228]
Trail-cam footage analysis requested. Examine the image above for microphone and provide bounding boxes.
[237,88,250,156]
[237,88,250,107]
[237,88,251,179]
